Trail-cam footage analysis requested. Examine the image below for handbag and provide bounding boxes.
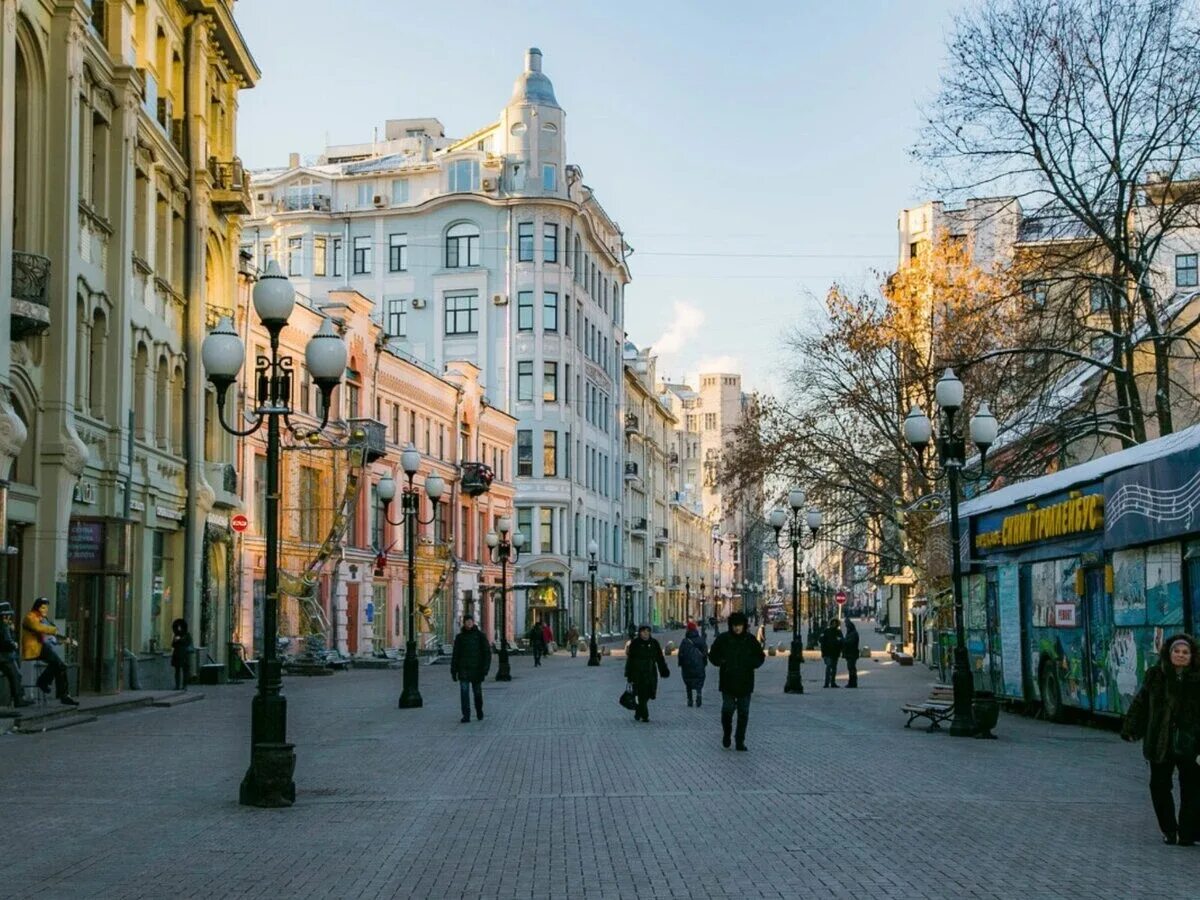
[1171,725,1197,762]
[619,683,637,710]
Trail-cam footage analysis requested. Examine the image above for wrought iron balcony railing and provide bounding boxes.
[11,251,51,339]
[208,157,252,215]
[460,461,495,497]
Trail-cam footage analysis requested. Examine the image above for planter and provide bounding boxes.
[972,691,1000,739]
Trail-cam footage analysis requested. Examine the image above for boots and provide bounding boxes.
[735,711,749,751]
[721,711,733,749]
[696,691,702,708]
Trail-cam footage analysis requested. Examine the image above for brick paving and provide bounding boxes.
[0,623,1189,899]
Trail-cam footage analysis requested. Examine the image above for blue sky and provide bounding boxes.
[235,0,962,392]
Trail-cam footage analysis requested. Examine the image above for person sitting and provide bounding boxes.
[22,598,78,706]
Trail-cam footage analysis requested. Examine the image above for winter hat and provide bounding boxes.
[728,611,749,628]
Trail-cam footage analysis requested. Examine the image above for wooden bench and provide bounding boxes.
[901,684,955,731]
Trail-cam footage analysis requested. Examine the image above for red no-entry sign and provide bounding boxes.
[231,513,249,533]
[836,590,847,606]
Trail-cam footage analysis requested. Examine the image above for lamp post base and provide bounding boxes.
[948,655,977,737]
[496,647,512,682]
[784,637,804,694]
[398,647,423,708]
[587,637,601,666]
[239,741,296,808]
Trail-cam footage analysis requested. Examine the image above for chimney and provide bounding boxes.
[288,152,300,169]
[526,47,542,73]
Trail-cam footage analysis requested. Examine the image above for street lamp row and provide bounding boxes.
[769,490,822,695]
[485,516,525,681]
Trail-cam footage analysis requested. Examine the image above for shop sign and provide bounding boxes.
[68,520,105,566]
[976,492,1104,551]
[1054,603,1077,627]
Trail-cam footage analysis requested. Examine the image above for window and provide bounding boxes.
[253,455,267,533]
[543,430,558,477]
[332,238,343,276]
[299,466,321,541]
[391,404,401,443]
[391,178,409,204]
[388,233,408,272]
[540,508,553,551]
[1089,283,1110,312]
[517,507,533,547]
[314,236,327,277]
[543,291,558,331]
[564,429,571,478]
[542,163,556,192]
[1022,279,1047,307]
[448,158,480,192]
[517,361,534,401]
[564,365,571,404]
[543,224,558,263]
[370,484,385,550]
[287,236,302,276]
[565,227,572,268]
[704,413,717,430]
[444,293,479,335]
[386,298,406,337]
[517,291,534,331]
[543,362,558,402]
[517,430,533,477]
[445,223,480,268]
[518,222,534,262]
[353,236,371,275]
[1177,254,1199,288]
[357,182,373,207]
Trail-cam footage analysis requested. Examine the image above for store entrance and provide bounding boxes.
[69,573,126,694]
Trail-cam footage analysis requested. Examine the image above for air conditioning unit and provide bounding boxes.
[492,293,508,306]
[373,194,387,207]
[481,178,497,192]
[411,298,427,309]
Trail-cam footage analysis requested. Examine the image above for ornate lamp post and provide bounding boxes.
[485,516,524,682]
[770,490,823,695]
[378,445,446,709]
[201,260,347,808]
[904,369,999,737]
[587,540,601,665]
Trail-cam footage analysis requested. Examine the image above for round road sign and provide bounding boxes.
[836,590,847,606]
[231,513,249,533]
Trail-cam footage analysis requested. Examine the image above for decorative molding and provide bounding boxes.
[0,387,28,471]
[61,426,89,477]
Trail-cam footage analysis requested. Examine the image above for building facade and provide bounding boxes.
[241,49,630,643]
[0,0,257,692]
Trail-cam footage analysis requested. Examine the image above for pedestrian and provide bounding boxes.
[541,620,554,654]
[170,618,193,691]
[843,619,860,688]
[820,619,843,688]
[1122,633,1200,845]
[623,624,669,722]
[565,623,580,659]
[678,623,708,707]
[22,598,77,706]
[0,602,32,708]
[528,620,546,667]
[709,615,719,635]
[451,615,492,723]
[708,612,764,751]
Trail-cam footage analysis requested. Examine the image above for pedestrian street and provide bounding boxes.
[1,631,1191,899]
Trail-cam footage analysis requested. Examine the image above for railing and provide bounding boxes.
[460,461,495,497]
[624,413,639,434]
[668,452,679,467]
[11,251,51,339]
[347,418,387,463]
[208,157,252,214]
[655,527,669,543]
[624,462,639,479]
[630,517,648,533]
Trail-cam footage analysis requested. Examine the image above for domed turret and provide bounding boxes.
[510,48,559,108]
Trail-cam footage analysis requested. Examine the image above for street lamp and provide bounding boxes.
[770,490,822,695]
[699,577,707,636]
[202,260,346,808]
[378,445,446,709]
[485,516,524,681]
[904,368,999,737]
[587,540,601,665]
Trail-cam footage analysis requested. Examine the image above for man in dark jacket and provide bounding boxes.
[0,603,31,708]
[624,625,669,722]
[842,619,861,688]
[451,616,492,722]
[820,620,843,688]
[678,624,708,707]
[708,611,765,751]
[528,620,547,667]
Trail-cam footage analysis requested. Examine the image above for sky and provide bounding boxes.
[234,0,963,394]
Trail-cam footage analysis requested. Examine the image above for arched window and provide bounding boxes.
[13,19,46,253]
[75,295,89,406]
[89,308,106,418]
[133,343,149,440]
[445,222,480,268]
[171,364,184,452]
[155,354,169,448]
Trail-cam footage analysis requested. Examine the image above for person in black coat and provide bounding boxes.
[708,611,765,751]
[1122,633,1200,845]
[624,625,669,722]
[170,618,193,691]
[678,624,708,707]
[819,620,843,688]
[528,620,547,667]
[0,603,31,708]
[842,619,861,688]
[451,616,493,723]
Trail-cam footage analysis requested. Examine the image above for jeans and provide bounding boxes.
[686,685,703,706]
[36,645,69,698]
[569,643,577,658]
[720,692,751,744]
[1,659,23,704]
[845,657,858,687]
[823,656,839,687]
[1150,759,1200,839]
[459,680,483,719]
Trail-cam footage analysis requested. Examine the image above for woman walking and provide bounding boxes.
[678,624,708,707]
[1122,633,1200,845]
[624,625,669,722]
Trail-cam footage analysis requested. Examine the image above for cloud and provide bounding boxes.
[651,300,706,356]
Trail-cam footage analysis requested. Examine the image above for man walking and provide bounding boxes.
[820,619,843,688]
[528,620,547,667]
[842,619,860,688]
[565,623,580,659]
[708,611,765,751]
[450,616,492,723]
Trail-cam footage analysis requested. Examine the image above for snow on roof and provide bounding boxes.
[959,422,1200,519]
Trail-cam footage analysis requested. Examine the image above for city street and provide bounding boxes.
[0,626,1189,899]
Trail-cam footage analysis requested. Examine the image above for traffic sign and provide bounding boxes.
[231,513,249,533]
[835,590,847,606]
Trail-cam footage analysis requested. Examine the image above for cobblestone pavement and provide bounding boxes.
[0,623,1188,899]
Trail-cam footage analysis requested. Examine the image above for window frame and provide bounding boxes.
[543,361,558,403]
[287,236,302,276]
[518,222,534,262]
[386,298,407,337]
[517,290,534,331]
[388,233,408,272]
[445,223,480,268]
[1177,253,1199,288]
[517,431,533,477]
[543,431,557,477]
[444,293,479,335]
[543,223,558,263]
[517,360,534,402]
[543,291,558,331]
[352,235,371,275]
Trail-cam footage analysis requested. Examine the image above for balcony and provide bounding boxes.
[668,452,679,468]
[347,418,387,463]
[630,517,648,535]
[205,461,239,509]
[623,462,639,480]
[460,461,495,497]
[624,413,639,435]
[208,157,252,215]
[655,527,669,544]
[629,567,642,580]
[11,251,51,339]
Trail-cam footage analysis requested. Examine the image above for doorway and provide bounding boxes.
[69,573,126,694]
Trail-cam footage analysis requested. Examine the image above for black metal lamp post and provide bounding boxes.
[699,578,706,637]
[685,577,691,624]
[770,490,823,695]
[201,260,347,808]
[587,540,601,665]
[485,516,524,681]
[378,445,446,709]
[904,368,999,738]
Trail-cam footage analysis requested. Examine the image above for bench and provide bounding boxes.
[901,684,955,731]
